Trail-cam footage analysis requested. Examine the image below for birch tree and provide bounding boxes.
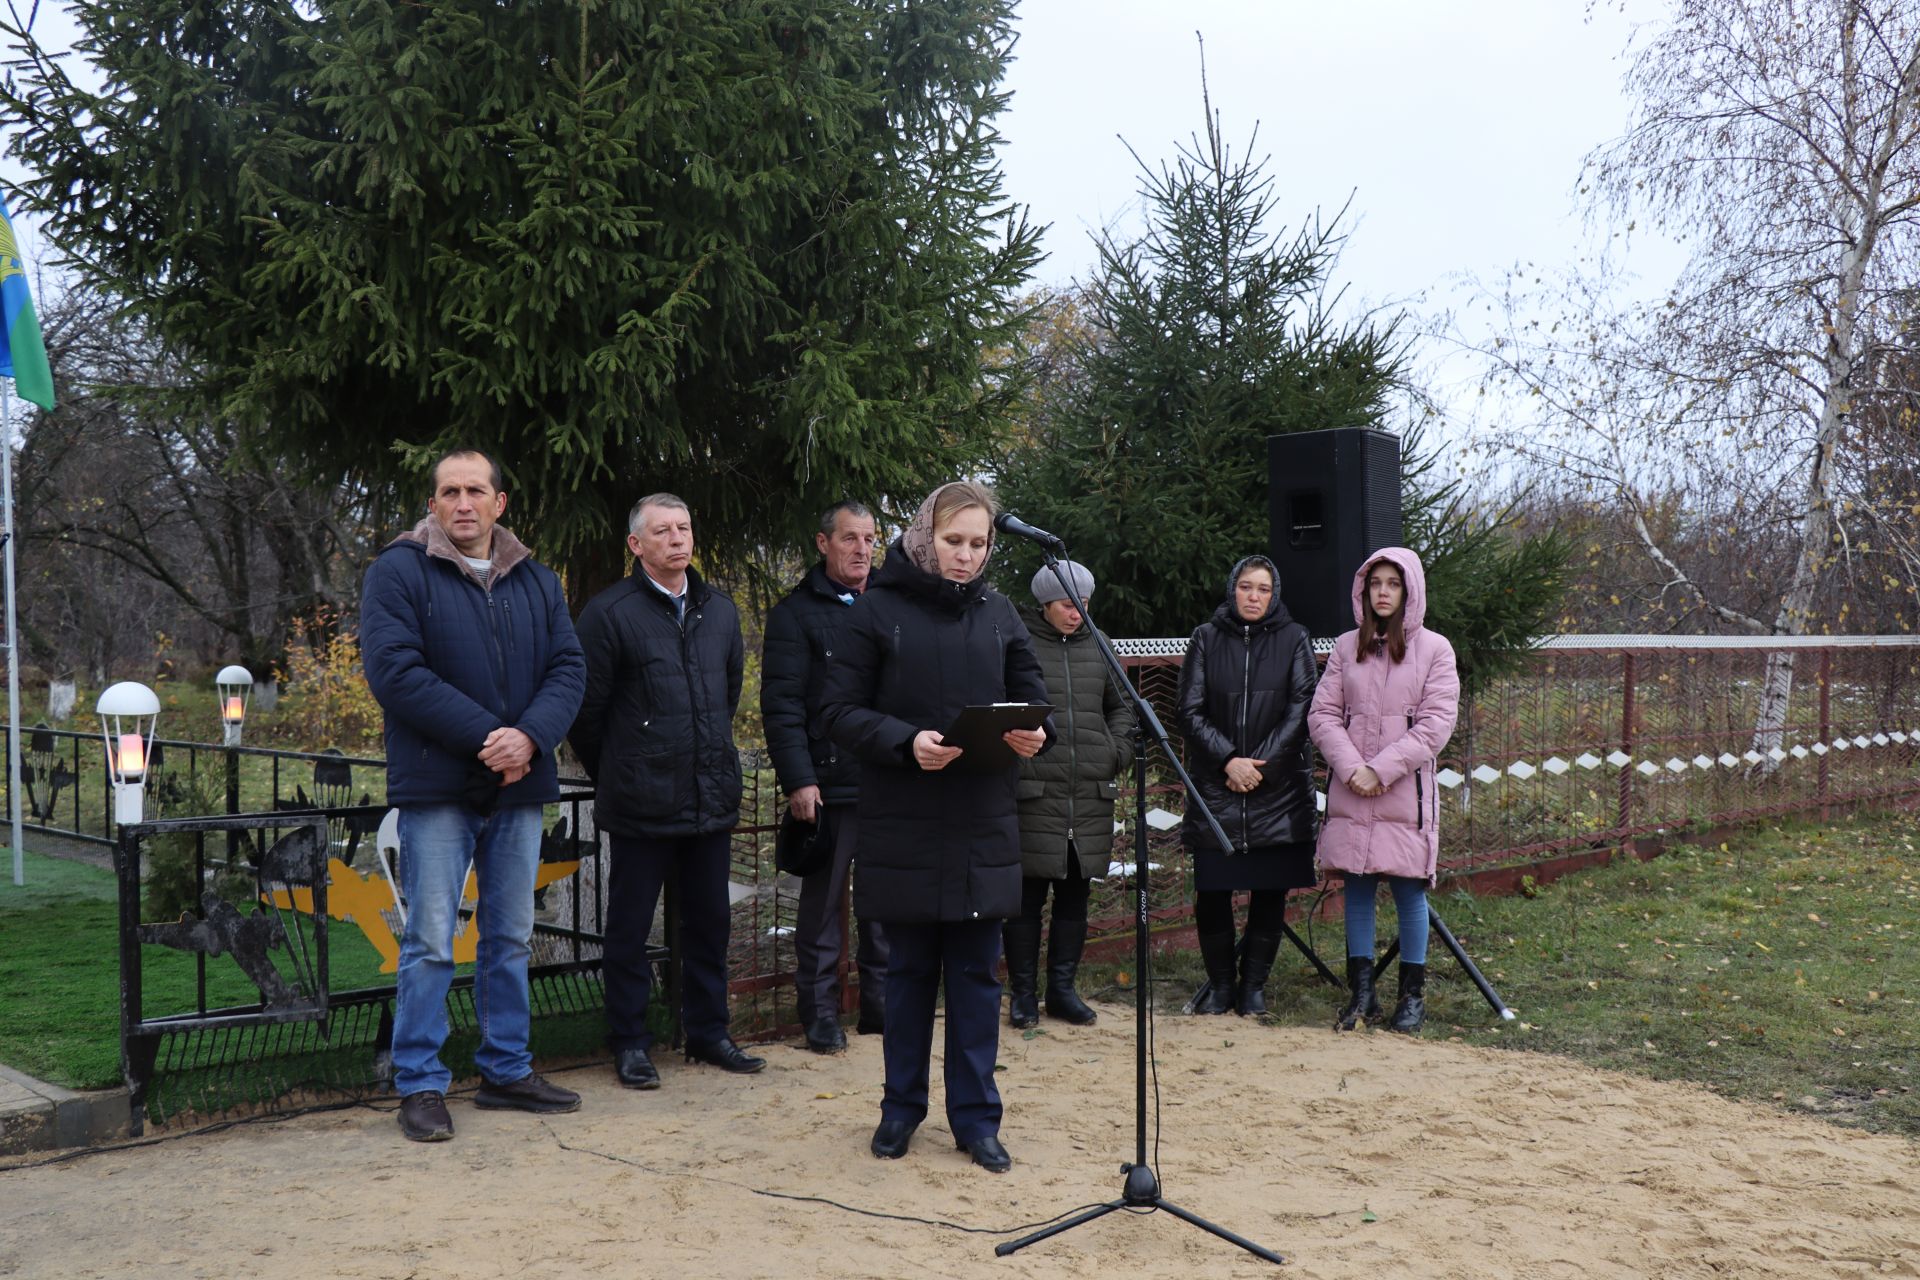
[1475,0,1920,750]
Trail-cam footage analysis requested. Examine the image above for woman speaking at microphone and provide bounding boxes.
[822,481,1052,1173]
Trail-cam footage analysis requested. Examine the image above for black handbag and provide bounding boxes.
[775,808,833,876]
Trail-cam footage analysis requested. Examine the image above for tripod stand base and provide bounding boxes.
[1377,906,1515,1020]
[995,1163,1286,1264]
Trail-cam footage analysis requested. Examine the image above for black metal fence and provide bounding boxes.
[109,793,633,1131]
[4,723,387,847]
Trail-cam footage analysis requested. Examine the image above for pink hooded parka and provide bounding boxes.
[1308,547,1460,885]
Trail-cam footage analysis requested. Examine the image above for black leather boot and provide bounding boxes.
[1044,915,1097,1026]
[1335,957,1375,1031]
[1235,929,1281,1017]
[1002,916,1042,1029]
[1389,962,1426,1034]
[1193,929,1238,1014]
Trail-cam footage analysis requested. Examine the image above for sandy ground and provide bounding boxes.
[3,1005,1917,1280]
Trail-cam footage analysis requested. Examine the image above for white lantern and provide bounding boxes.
[97,682,161,826]
[215,665,253,748]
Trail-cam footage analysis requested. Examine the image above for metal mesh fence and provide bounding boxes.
[79,637,1920,1123]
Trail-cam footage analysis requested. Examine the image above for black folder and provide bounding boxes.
[938,703,1053,773]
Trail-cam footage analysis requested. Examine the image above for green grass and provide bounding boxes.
[0,848,395,1089]
[1082,810,1920,1138]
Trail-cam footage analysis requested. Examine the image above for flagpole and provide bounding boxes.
[3,378,22,886]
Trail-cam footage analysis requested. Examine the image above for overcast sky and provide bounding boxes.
[998,0,1685,313]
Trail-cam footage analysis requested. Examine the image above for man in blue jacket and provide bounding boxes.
[361,448,587,1142]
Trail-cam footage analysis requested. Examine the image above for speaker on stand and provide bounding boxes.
[1266,427,1403,639]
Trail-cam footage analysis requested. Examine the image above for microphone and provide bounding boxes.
[993,511,1066,552]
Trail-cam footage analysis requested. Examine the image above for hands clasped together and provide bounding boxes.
[1223,755,1265,793]
[479,726,536,786]
[1346,765,1386,797]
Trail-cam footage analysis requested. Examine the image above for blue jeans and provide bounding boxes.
[392,803,543,1096]
[1343,874,1429,965]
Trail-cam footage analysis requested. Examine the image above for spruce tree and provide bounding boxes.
[0,1,1040,593]
[997,94,1562,695]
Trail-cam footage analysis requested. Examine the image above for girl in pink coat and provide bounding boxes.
[1308,547,1459,1034]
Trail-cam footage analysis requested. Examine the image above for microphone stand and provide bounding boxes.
[995,546,1285,1266]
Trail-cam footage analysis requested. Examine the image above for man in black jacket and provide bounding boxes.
[569,493,763,1088]
[761,501,889,1054]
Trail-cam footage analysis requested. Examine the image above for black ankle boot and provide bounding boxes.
[1389,962,1426,1034]
[1335,957,1375,1031]
[1002,916,1042,1029]
[1044,915,1097,1026]
[1193,929,1238,1014]
[1235,929,1281,1017]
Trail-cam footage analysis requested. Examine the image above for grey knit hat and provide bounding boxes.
[1032,560,1095,607]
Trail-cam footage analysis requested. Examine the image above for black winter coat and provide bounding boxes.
[568,567,745,838]
[760,563,863,807]
[1016,605,1135,879]
[820,546,1052,924]
[1178,598,1319,856]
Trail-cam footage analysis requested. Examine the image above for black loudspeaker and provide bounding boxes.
[1266,428,1403,638]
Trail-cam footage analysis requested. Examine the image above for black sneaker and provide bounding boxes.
[474,1072,582,1114]
[399,1090,454,1142]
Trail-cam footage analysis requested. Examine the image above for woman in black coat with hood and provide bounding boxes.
[1177,554,1319,1016]
[821,481,1051,1174]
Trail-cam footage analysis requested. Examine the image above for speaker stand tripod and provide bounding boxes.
[1376,905,1515,1021]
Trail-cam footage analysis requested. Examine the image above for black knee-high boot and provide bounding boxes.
[1002,916,1042,1029]
[1194,929,1238,1015]
[1044,915,1098,1025]
[1235,930,1281,1017]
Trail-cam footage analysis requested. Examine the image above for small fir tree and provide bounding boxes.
[997,81,1562,696]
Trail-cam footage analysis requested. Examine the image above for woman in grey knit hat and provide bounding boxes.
[1006,561,1135,1029]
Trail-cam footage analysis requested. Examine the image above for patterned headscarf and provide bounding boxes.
[899,481,994,581]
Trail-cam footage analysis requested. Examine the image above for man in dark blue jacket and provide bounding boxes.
[761,501,888,1054]
[569,493,763,1089]
[361,448,587,1142]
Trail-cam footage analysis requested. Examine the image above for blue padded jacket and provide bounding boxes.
[359,518,586,808]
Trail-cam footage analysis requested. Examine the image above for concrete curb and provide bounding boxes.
[0,1063,131,1156]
